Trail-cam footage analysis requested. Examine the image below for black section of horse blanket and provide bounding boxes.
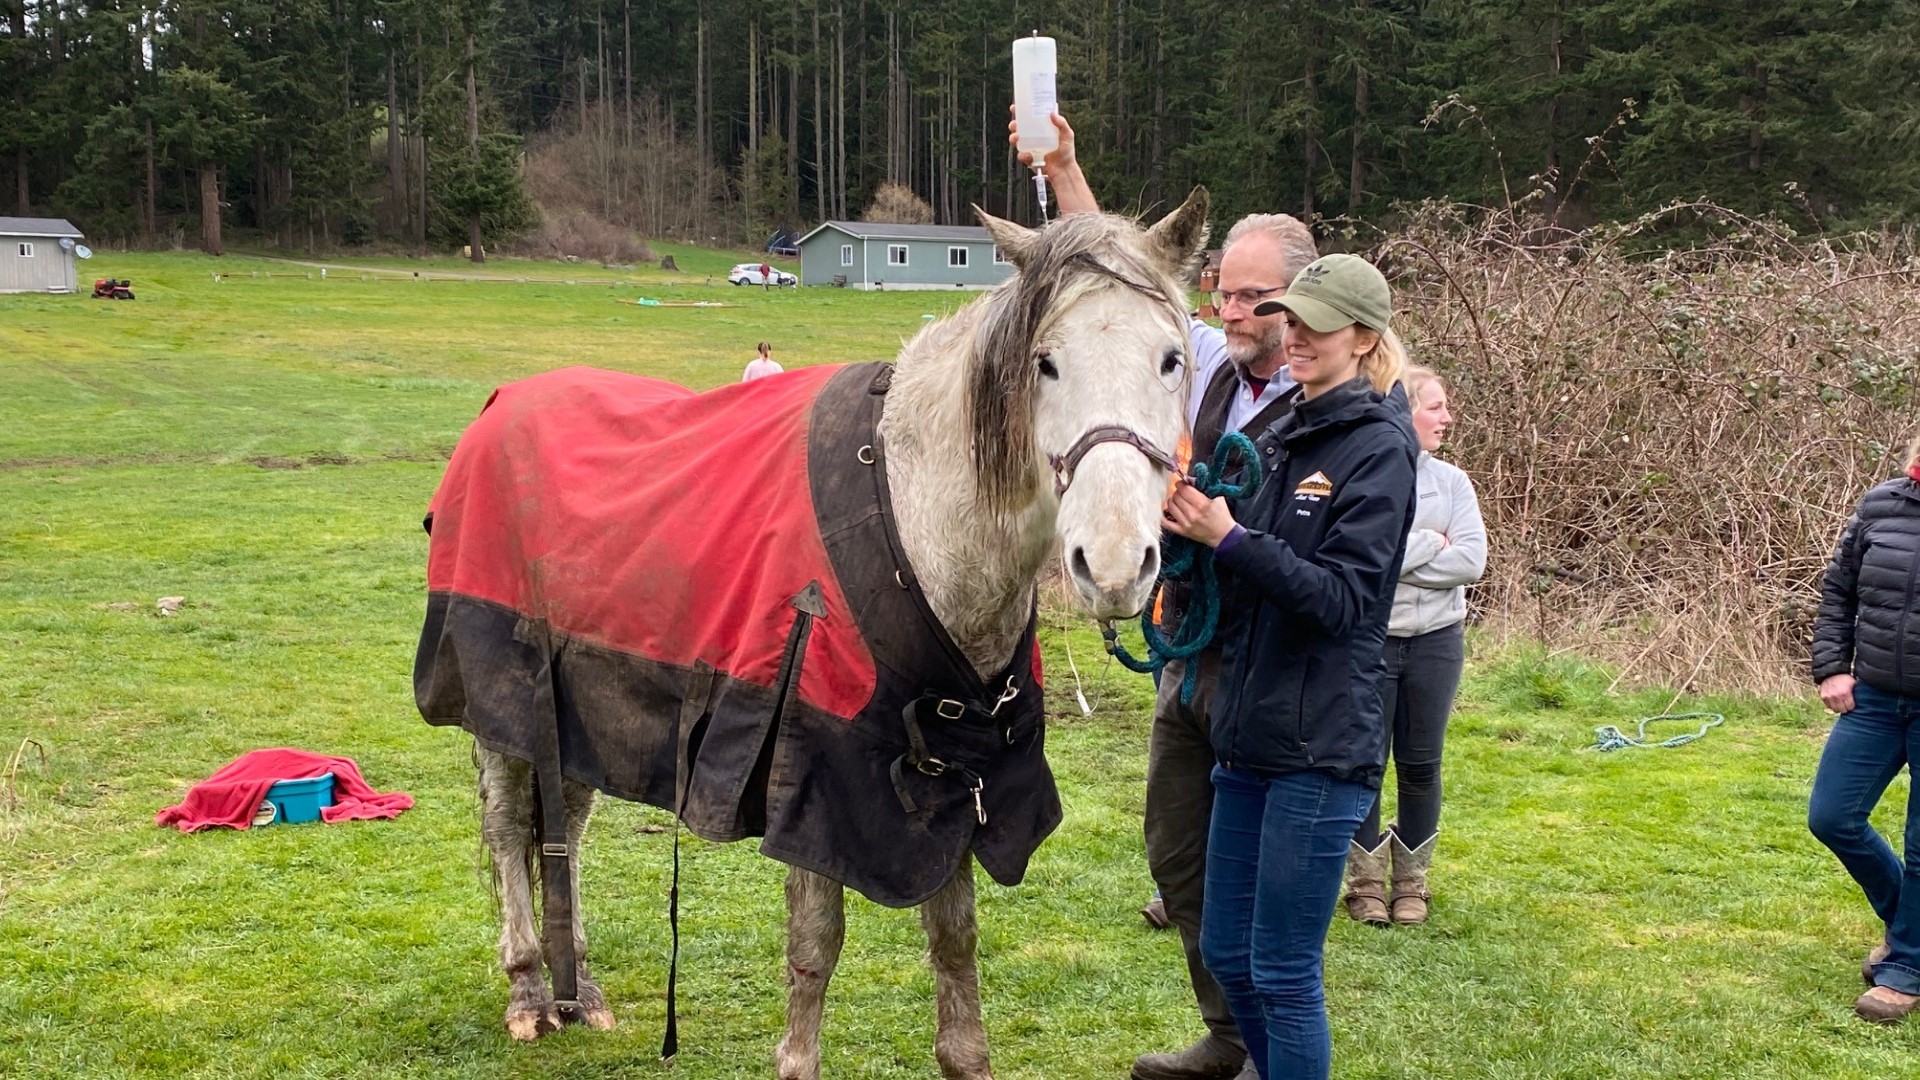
[415,363,1061,907]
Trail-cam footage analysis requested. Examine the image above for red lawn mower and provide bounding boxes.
[91,278,135,300]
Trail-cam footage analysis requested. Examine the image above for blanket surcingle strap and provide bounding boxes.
[416,360,1061,911]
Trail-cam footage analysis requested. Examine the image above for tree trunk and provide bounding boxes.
[749,20,759,157]
[813,3,825,223]
[199,164,222,255]
[787,1,800,220]
[15,148,26,215]
[143,117,156,237]
[416,41,429,248]
[1544,2,1563,216]
[1349,61,1367,210]
[1301,53,1317,222]
[388,47,405,229]
[836,1,847,217]
[466,32,483,263]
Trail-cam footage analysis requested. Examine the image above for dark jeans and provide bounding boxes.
[1808,680,1920,994]
[1145,651,1240,1047]
[1355,621,1464,850]
[1200,764,1375,1080]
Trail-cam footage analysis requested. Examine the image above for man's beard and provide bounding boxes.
[1225,320,1286,369]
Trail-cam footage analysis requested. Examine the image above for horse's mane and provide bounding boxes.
[966,213,1189,514]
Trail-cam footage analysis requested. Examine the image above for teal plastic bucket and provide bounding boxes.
[261,774,336,825]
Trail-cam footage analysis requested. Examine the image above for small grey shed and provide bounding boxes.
[0,217,85,294]
[796,221,1017,290]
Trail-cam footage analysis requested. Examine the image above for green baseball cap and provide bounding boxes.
[1252,253,1391,333]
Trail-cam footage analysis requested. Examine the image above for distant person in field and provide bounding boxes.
[1341,364,1486,929]
[1015,106,1319,1080]
[1808,429,1920,1025]
[742,342,783,382]
[759,261,773,291]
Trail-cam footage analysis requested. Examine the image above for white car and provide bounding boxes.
[728,263,798,287]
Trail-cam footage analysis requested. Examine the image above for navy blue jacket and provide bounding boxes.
[1209,376,1418,788]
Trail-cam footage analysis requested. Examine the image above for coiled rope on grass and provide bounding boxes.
[1593,712,1725,752]
[1103,432,1263,704]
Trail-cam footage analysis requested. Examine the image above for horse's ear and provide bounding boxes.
[1145,186,1210,276]
[974,205,1039,269]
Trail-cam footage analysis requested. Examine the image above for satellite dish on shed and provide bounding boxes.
[75,244,93,259]
[59,237,74,251]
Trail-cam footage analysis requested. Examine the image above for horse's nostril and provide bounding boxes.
[1070,546,1094,584]
[1139,545,1160,583]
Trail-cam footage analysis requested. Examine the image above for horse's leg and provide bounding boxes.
[919,855,994,1080]
[774,866,846,1080]
[554,777,615,1030]
[476,747,559,1040]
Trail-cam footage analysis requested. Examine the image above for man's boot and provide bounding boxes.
[1343,837,1390,926]
[1389,832,1437,926]
[1130,1033,1248,1080]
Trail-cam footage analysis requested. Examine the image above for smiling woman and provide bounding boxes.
[1164,250,1417,1080]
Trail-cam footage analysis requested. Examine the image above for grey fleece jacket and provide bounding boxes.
[1390,451,1488,637]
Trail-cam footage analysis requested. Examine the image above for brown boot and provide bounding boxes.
[1863,940,1891,988]
[1130,1033,1248,1080]
[1343,838,1390,926]
[1389,832,1436,926]
[1854,985,1920,1024]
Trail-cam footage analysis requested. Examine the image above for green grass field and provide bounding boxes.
[2,251,1914,1078]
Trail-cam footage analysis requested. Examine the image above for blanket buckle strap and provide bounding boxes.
[889,695,992,825]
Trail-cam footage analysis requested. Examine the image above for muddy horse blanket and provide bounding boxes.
[414,363,1059,906]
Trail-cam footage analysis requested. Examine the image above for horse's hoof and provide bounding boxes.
[580,1005,616,1031]
[505,1003,563,1041]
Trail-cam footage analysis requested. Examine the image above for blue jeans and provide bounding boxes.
[1807,681,1920,994]
[1200,765,1375,1079]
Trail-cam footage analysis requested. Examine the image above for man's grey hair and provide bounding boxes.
[1222,213,1318,283]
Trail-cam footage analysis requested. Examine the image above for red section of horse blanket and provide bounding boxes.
[425,364,879,719]
[155,748,414,832]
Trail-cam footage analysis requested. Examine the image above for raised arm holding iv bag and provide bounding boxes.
[1012,33,1058,221]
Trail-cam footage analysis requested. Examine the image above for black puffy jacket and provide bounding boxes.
[1811,474,1920,697]
[1209,377,1418,788]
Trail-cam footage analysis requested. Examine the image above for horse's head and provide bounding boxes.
[969,187,1210,619]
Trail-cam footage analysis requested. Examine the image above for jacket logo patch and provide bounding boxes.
[1293,471,1334,499]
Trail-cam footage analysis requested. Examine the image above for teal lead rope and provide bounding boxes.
[1103,431,1264,704]
[1593,712,1725,752]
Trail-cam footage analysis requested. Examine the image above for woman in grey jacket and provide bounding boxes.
[1342,365,1487,926]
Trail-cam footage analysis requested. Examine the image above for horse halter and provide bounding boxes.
[1049,424,1182,497]
[1040,253,1189,497]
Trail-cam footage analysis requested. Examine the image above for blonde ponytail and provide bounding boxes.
[1360,326,1408,394]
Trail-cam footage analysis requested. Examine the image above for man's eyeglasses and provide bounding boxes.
[1217,286,1284,309]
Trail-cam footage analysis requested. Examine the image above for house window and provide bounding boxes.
[948,246,969,268]
[16,242,32,258]
[841,244,853,267]
[993,247,1011,265]
[887,245,909,266]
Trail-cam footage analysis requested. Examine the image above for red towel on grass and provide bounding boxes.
[155,748,413,832]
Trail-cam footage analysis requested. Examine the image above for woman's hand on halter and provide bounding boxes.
[1163,481,1235,548]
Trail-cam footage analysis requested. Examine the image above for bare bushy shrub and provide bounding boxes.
[861,182,934,225]
[523,94,738,245]
[1376,202,1919,693]
[501,207,652,265]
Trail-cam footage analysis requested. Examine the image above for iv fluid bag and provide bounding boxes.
[1012,36,1058,160]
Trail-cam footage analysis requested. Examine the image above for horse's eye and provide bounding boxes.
[1037,351,1059,379]
[1161,348,1183,376]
